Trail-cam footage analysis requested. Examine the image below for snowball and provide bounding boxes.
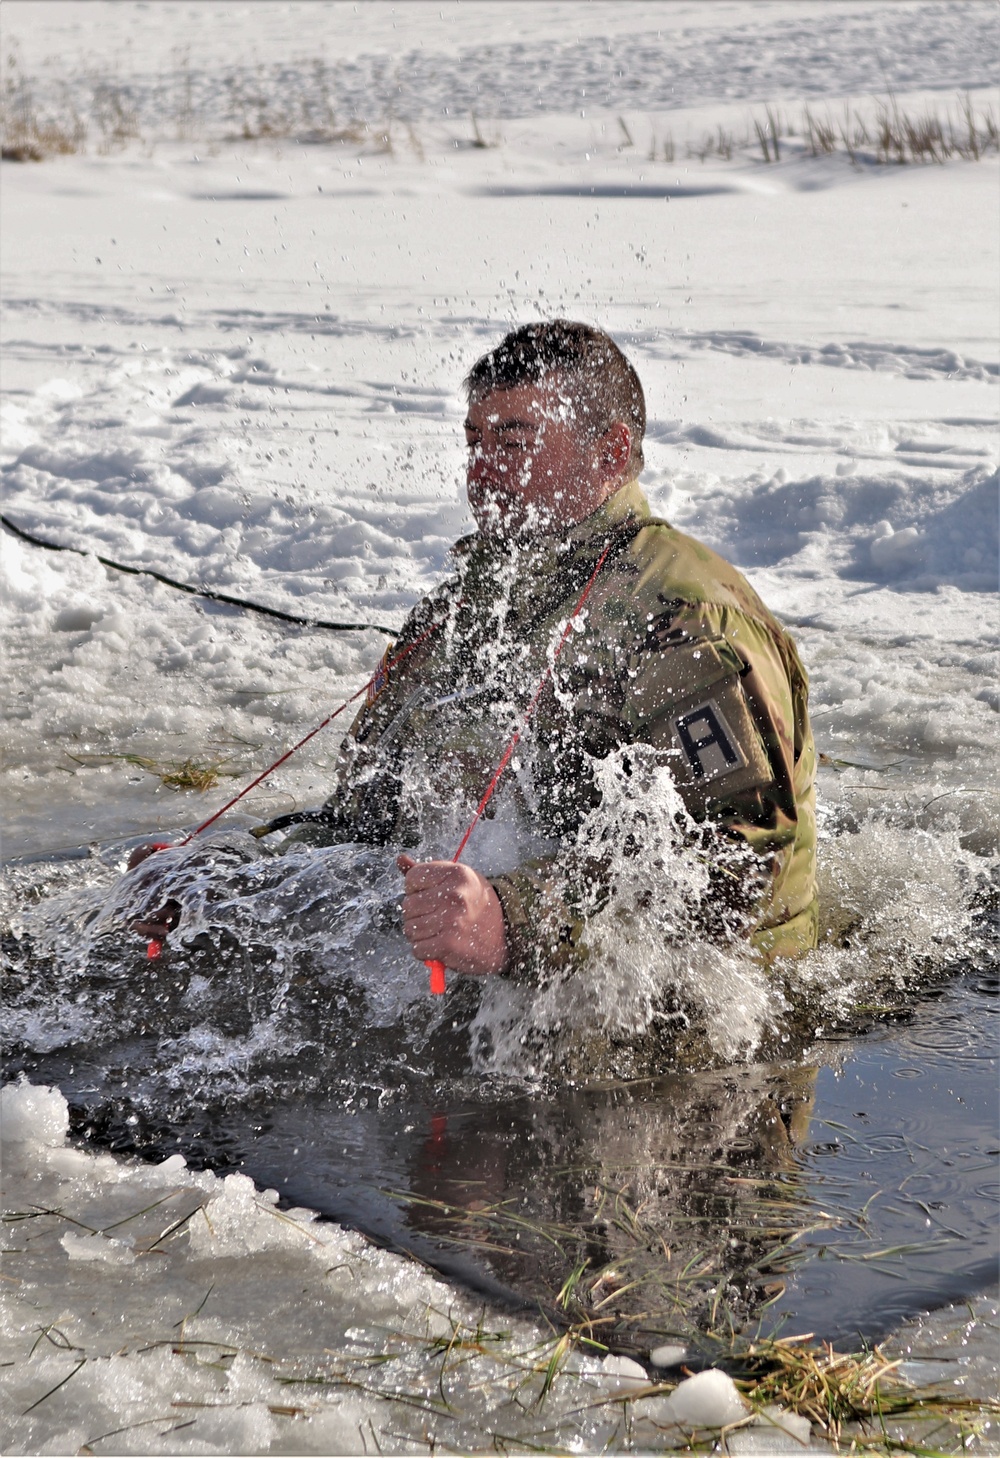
[600,1353,650,1389]
[54,605,103,632]
[650,1343,688,1368]
[1,1081,69,1147]
[870,524,923,571]
[664,1368,748,1426]
[755,1404,812,1441]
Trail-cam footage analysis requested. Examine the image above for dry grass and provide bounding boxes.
[688,124,732,162]
[388,1169,826,1362]
[741,1335,908,1439]
[362,1183,1000,1449]
[5,47,994,174]
[648,128,676,163]
[1,49,141,159]
[753,105,783,163]
[1,52,85,160]
[0,46,404,159]
[687,91,998,167]
[67,751,238,792]
[735,1332,1000,1450]
[7,1193,997,1452]
[220,58,396,150]
[273,1315,1000,1452]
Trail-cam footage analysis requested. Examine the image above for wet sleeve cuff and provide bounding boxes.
[490,868,584,986]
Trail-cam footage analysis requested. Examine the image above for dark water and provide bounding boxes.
[3,835,998,1362]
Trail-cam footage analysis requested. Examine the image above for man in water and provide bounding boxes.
[261,320,817,981]
[134,321,816,981]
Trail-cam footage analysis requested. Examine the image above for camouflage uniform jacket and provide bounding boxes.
[302,479,817,976]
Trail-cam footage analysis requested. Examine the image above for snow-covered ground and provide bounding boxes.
[1,1,998,1452]
[3,126,996,853]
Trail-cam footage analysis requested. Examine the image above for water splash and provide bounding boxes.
[3,750,995,1109]
[472,746,778,1078]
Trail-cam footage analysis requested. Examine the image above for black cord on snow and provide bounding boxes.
[1,513,398,635]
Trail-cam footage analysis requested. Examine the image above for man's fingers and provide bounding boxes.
[404,882,462,915]
[132,900,183,939]
[396,858,507,975]
[403,912,447,944]
[411,937,445,962]
[398,857,456,892]
[398,854,448,886]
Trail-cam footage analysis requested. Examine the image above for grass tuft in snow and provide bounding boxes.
[686,92,998,168]
[1,50,85,160]
[66,751,239,792]
[735,1334,1000,1451]
[158,1318,1000,1452]
[5,39,995,175]
[0,44,399,160]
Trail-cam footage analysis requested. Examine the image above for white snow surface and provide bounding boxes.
[1,2,998,1452]
[2,83,997,851]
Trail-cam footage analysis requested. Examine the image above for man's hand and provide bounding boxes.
[397,855,508,976]
[131,900,182,940]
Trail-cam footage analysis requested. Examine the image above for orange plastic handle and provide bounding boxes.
[426,959,446,995]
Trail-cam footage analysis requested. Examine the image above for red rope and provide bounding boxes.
[450,539,613,864]
[143,626,441,960]
[177,623,441,846]
[425,538,614,995]
[146,538,614,989]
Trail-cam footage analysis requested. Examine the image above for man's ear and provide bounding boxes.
[598,422,632,481]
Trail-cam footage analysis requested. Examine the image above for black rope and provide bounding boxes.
[1,513,398,635]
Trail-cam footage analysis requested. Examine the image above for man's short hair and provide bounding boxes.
[464,320,646,473]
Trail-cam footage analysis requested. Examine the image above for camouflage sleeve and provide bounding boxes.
[490,860,587,985]
[625,603,794,833]
[491,599,813,981]
[623,600,815,936]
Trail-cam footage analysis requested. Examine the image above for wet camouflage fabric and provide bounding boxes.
[294,479,817,976]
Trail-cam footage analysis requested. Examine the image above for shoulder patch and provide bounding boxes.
[673,699,748,782]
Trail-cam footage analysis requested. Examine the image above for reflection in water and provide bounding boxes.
[398,1064,818,1357]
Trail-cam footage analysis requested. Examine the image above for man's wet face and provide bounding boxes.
[464,380,609,537]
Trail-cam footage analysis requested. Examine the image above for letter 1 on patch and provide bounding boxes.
[674,700,747,781]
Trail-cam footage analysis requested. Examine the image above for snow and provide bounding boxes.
[0,1080,70,1145]
[3,135,996,853]
[5,0,995,118]
[650,1342,688,1368]
[1,1,998,1451]
[660,1368,750,1426]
